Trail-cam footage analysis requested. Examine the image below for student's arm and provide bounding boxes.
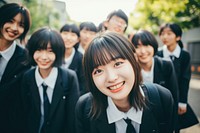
[75,93,92,133]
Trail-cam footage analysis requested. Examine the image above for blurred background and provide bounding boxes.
[1,0,200,132]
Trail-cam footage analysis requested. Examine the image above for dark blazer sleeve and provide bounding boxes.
[75,93,92,133]
[61,68,80,133]
[155,84,174,133]
[178,50,191,103]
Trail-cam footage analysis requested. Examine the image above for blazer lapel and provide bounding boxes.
[29,70,41,115]
[48,71,63,119]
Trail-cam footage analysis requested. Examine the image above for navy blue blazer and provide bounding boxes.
[75,84,174,133]
[156,49,191,103]
[21,67,80,133]
[0,45,31,133]
[153,56,178,108]
[68,50,86,95]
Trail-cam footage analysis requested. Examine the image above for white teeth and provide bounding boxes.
[109,82,123,90]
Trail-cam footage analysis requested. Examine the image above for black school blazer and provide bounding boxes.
[75,84,174,133]
[153,56,178,107]
[21,67,80,133]
[156,49,191,103]
[0,45,31,133]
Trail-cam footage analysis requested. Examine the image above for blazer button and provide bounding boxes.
[63,96,66,99]
[152,129,157,133]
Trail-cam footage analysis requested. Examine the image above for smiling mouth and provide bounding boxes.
[108,81,125,93]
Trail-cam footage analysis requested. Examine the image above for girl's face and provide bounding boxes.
[159,27,179,47]
[1,13,24,42]
[92,58,135,103]
[135,41,154,66]
[80,28,96,48]
[33,44,56,73]
[61,31,79,49]
[105,15,126,34]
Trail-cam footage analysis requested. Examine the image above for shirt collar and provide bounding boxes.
[106,87,144,124]
[0,41,16,61]
[77,44,85,54]
[35,66,58,89]
[63,48,75,68]
[163,44,181,58]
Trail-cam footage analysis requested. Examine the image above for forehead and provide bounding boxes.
[110,15,126,22]
[162,27,173,33]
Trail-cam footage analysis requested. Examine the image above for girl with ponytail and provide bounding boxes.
[157,23,199,133]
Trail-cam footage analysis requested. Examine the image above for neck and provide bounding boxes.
[65,48,73,58]
[140,60,152,71]
[113,98,131,112]
[0,38,13,51]
[167,44,177,52]
[39,67,53,79]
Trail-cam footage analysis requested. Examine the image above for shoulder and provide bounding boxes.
[154,56,173,70]
[76,92,92,114]
[154,83,173,101]
[59,67,77,77]
[156,48,164,57]
[180,49,190,59]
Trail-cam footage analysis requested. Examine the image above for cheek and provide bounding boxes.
[49,54,56,61]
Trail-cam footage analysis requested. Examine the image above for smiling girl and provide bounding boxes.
[75,31,174,133]
[21,27,80,133]
[0,3,31,132]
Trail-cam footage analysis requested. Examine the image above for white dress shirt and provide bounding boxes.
[62,48,75,69]
[106,87,144,133]
[35,66,58,132]
[0,41,16,81]
[77,44,85,55]
[141,58,155,83]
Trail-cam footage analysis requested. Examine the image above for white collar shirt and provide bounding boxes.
[0,41,16,81]
[163,44,181,59]
[62,48,75,69]
[77,44,85,55]
[141,58,154,83]
[106,87,144,133]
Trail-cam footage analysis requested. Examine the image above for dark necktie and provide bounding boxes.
[124,119,136,133]
[41,84,50,133]
[169,55,175,61]
[0,54,2,59]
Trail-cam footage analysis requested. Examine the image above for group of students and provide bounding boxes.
[0,2,199,133]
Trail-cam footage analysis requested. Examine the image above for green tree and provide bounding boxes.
[22,0,60,34]
[129,0,200,33]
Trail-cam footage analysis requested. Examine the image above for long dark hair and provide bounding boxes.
[83,32,145,119]
[159,23,183,48]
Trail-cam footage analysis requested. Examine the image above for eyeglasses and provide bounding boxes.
[109,18,127,28]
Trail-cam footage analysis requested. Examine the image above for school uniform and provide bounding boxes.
[63,48,86,95]
[156,45,199,129]
[75,84,174,133]
[0,42,30,133]
[21,67,80,133]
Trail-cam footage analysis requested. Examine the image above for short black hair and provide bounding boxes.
[60,23,80,37]
[0,3,31,42]
[26,27,65,67]
[79,22,97,32]
[131,30,158,55]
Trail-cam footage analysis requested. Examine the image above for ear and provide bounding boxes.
[176,36,181,41]
[104,20,109,28]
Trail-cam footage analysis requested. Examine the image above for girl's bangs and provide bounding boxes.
[90,42,125,69]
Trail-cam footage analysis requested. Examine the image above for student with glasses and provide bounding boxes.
[104,9,128,35]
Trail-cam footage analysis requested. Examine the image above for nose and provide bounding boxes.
[106,69,118,83]
[11,23,18,30]
[40,51,48,59]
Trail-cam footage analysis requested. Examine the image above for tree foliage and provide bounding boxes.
[129,0,200,34]
[22,0,60,34]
